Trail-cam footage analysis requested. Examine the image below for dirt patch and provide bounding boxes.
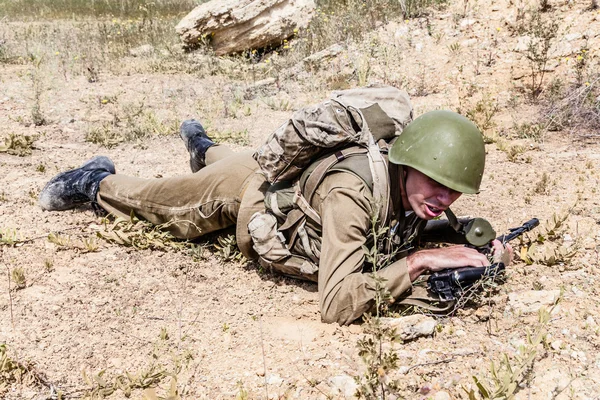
[1,0,600,398]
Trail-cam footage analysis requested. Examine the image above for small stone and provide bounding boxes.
[455,329,466,337]
[551,340,563,351]
[564,33,582,41]
[586,316,597,327]
[266,373,284,386]
[420,382,433,394]
[460,19,476,28]
[329,375,358,398]
[398,366,410,375]
[434,390,451,400]
[256,369,265,377]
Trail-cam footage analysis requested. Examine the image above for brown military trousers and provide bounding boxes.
[96,145,266,259]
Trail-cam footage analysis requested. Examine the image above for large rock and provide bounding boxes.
[176,0,315,55]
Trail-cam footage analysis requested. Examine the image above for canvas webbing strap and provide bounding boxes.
[300,145,390,228]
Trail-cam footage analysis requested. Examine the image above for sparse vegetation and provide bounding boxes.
[520,10,559,99]
[0,133,37,156]
[10,267,26,289]
[86,100,177,148]
[496,139,526,162]
[355,214,401,398]
[1,0,598,398]
[0,344,48,396]
[466,307,553,399]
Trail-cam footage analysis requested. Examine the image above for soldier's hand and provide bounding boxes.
[491,239,513,266]
[407,245,489,281]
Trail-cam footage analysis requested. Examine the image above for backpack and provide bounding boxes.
[248,85,413,281]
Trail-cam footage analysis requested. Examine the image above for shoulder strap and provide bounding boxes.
[298,144,390,229]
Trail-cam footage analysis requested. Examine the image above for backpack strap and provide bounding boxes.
[299,145,390,229]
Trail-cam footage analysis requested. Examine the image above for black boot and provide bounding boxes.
[180,119,215,172]
[39,156,115,211]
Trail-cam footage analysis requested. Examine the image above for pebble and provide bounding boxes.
[328,375,358,398]
[420,382,433,394]
[434,391,451,400]
[266,373,284,386]
[551,340,563,351]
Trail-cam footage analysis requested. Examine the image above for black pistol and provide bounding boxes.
[427,218,540,302]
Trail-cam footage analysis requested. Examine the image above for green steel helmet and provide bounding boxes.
[388,110,485,194]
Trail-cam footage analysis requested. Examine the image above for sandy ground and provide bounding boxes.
[2,0,600,399]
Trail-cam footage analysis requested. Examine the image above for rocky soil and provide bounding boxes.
[1,0,600,399]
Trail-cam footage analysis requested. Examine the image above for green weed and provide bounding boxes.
[464,95,500,136]
[0,228,24,246]
[355,213,401,398]
[520,211,579,266]
[466,307,553,399]
[10,267,26,289]
[48,232,72,247]
[0,133,37,156]
[496,140,526,162]
[0,0,197,19]
[97,214,189,251]
[86,101,177,148]
[81,366,177,399]
[210,129,250,146]
[214,234,245,262]
[520,10,559,99]
[0,344,46,396]
[514,122,544,141]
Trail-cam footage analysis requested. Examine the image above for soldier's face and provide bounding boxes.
[402,167,461,220]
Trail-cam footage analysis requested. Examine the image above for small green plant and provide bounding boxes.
[0,344,46,396]
[259,96,293,112]
[97,214,189,251]
[0,133,37,156]
[464,96,499,136]
[496,140,526,162]
[574,47,589,86]
[29,63,48,126]
[355,213,401,398]
[520,211,579,266]
[533,172,549,194]
[44,259,54,272]
[513,122,544,142]
[466,307,553,399]
[81,365,177,399]
[210,129,250,146]
[48,232,71,247]
[11,267,27,289]
[82,236,100,252]
[35,163,46,173]
[521,10,559,99]
[214,234,245,262]
[159,327,169,341]
[235,380,249,400]
[448,42,461,54]
[0,228,23,246]
[85,100,176,148]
